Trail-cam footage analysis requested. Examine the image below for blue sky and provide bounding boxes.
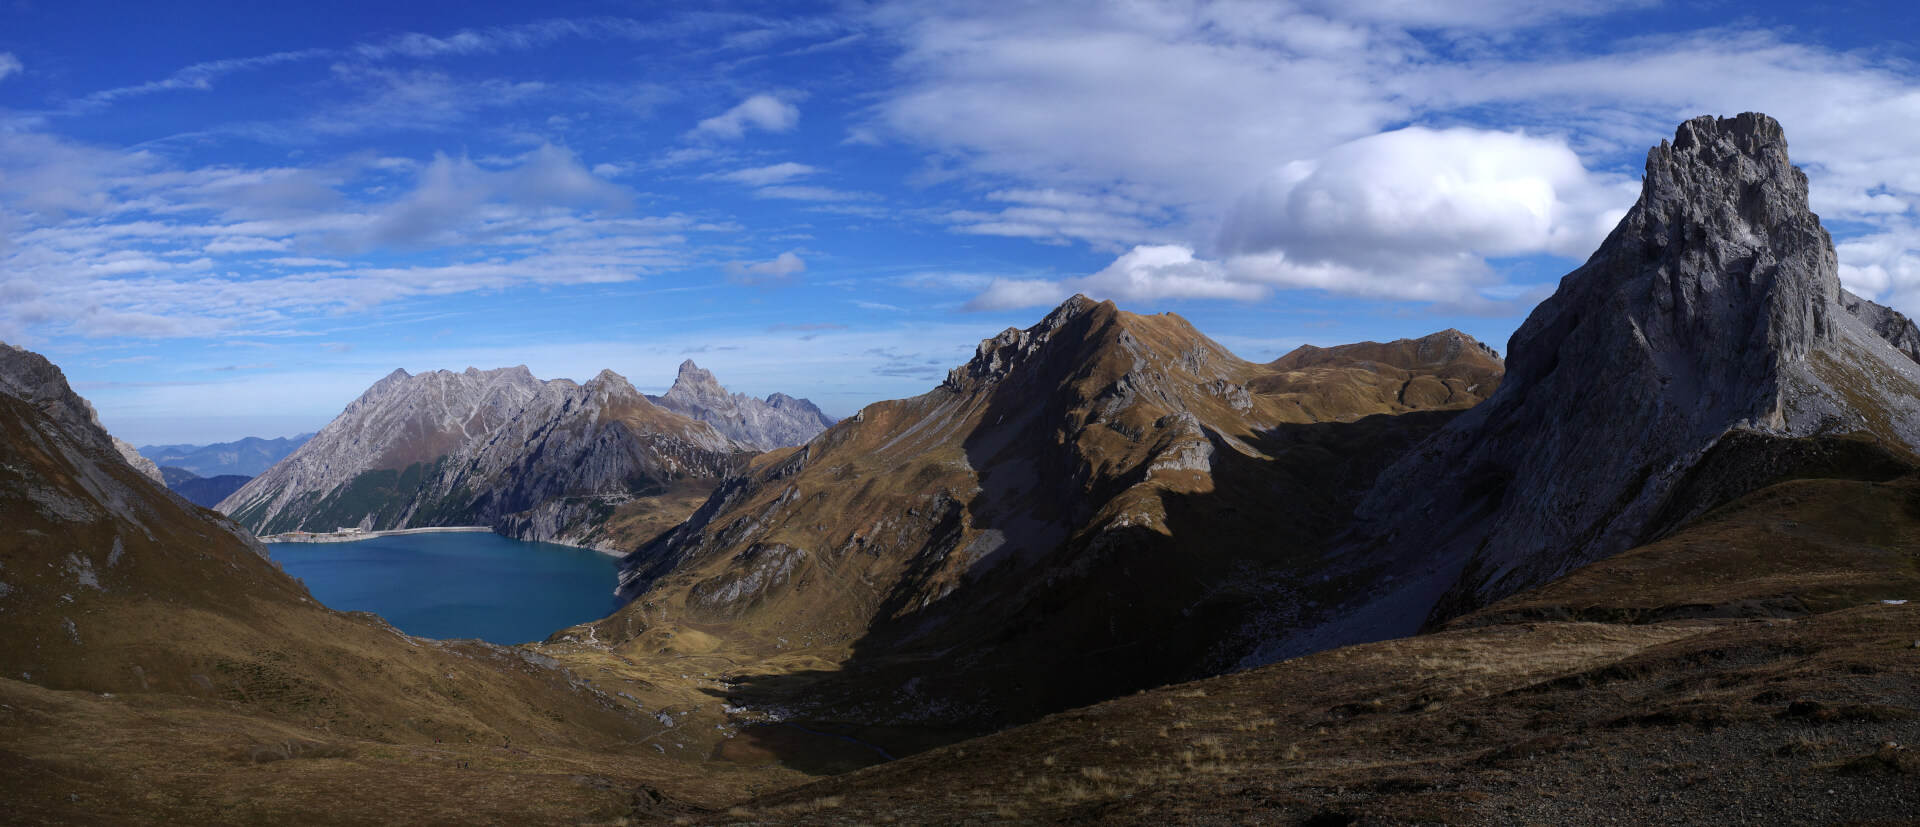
[6,1,1920,444]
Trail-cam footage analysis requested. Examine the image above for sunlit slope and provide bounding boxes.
[597,298,1504,728]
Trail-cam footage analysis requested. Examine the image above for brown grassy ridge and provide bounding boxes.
[690,459,1920,825]
[595,299,1505,732]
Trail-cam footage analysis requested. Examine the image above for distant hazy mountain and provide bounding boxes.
[156,465,254,508]
[139,434,313,477]
[649,360,837,451]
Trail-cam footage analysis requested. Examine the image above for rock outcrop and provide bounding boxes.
[1239,113,1920,664]
[649,360,836,451]
[0,343,169,491]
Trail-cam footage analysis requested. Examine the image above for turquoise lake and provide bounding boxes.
[268,532,623,645]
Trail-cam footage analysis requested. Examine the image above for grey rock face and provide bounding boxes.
[1840,288,1920,364]
[111,438,165,485]
[219,366,549,529]
[0,343,265,556]
[1240,113,1920,665]
[218,365,745,547]
[0,343,166,488]
[650,360,836,452]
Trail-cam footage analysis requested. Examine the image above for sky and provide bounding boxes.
[6,1,1920,445]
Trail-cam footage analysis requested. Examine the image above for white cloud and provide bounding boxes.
[753,185,876,202]
[724,251,807,284]
[1312,0,1656,30]
[1838,227,1920,313]
[0,131,687,343]
[715,162,817,186]
[964,278,1070,312]
[696,94,801,140]
[964,244,1264,310]
[867,3,1920,318]
[1217,126,1633,300]
[0,53,22,83]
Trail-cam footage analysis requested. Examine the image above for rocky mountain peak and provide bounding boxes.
[1244,113,1920,664]
[670,360,726,395]
[585,368,646,403]
[943,294,1112,391]
[653,360,835,452]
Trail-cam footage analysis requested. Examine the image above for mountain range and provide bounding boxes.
[4,113,1918,824]
[139,433,313,477]
[217,361,833,550]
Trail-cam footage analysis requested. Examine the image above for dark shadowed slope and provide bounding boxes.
[587,304,1504,729]
[696,431,1920,826]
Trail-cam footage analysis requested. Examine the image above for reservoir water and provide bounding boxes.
[269,532,623,644]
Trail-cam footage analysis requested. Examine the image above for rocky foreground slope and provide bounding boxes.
[584,308,1504,726]
[219,362,830,549]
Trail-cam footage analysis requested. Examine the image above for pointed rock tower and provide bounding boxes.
[1253,113,1920,661]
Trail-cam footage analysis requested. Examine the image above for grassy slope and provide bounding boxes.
[593,303,1506,733]
[695,442,1920,825]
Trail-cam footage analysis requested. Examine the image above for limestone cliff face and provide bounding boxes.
[1239,113,1920,664]
[219,366,746,545]
[649,360,836,452]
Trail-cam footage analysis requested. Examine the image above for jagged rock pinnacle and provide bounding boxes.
[1243,113,1920,666]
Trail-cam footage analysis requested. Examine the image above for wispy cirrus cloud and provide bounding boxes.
[713,162,817,186]
[695,94,801,140]
[0,133,716,343]
[724,251,807,284]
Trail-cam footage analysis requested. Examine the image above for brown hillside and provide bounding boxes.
[590,297,1505,731]
[694,437,1920,825]
[0,348,803,824]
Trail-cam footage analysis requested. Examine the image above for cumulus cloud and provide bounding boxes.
[696,94,801,139]
[1838,228,1920,312]
[0,53,22,83]
[1217,126,1633,299]
[964,244,1264,311]
[869,2,1920,317]
[715,162,817,186]
[724,251,807,284]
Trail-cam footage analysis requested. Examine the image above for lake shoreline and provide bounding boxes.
[260,526,492,543]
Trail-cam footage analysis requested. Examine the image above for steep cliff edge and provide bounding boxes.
[1240,113,1920,664]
